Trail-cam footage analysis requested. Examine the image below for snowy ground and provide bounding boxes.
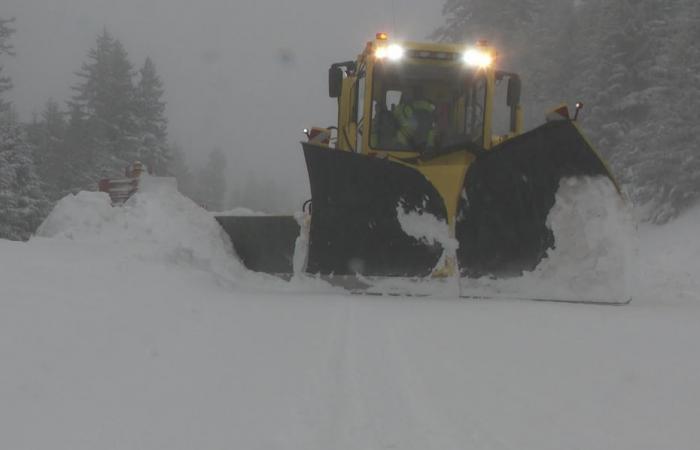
[1,178,699,450]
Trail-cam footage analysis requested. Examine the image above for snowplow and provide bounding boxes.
[216,35,629,303]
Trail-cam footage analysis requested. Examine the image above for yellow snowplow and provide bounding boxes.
[216,35,627,302]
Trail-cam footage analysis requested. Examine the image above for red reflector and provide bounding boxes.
[546,105,571,122]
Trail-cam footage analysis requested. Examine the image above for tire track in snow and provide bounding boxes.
[381,309,519,450]
[314,297,422,449]
[311,297,546,449]
[313,296,379,449]
[331,298,515,450]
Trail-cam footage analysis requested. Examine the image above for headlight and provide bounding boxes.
[462,48,493,68]
[376,44,404,61]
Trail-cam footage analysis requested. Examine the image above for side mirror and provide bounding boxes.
[506,75,521,107]
[328,66,343,98]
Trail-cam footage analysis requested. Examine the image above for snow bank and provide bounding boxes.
[36,175,251,283]
[636,201,700,304]
[35,191,119,240]
[33,176,334,293]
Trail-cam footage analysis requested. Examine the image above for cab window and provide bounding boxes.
[370,61,486,152]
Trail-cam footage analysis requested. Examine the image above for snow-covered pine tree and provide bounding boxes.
[0,17,15,112]
[70,29,139,186]
[0,112,49,241]
[134,57,170,175]
[524,1,590,114]
[57,102,98,194]
[581,0,684,222]
[27,99,71,201]
[0,17,49,239]
[647,0,700,221]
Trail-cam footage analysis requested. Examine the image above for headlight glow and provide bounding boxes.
[462,48,493,68]
[386,44,404,60]
[376,44,404,61]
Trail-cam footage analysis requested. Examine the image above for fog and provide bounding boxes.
[3,0,442,209]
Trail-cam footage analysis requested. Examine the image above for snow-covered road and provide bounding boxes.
[2,181,700,450]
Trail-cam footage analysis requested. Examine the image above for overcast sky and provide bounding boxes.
[3,0,443,207]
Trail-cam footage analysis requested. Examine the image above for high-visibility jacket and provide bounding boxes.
[392,100,436,148]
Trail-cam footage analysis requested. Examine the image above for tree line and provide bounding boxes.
[0,21,231,240]
[434,0,700,223]
[4,3,698,239]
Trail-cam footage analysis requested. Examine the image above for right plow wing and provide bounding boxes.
[455,120,631,303]
[457,119,620,278]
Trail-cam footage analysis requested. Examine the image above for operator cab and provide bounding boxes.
[370,61,487,152]
[326,34,523,156]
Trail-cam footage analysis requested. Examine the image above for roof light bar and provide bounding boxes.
[375,43,404,61]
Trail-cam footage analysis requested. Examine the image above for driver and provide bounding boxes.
[392,86,437,150]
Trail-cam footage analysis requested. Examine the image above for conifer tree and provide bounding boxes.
[525,1,587,109]
[134,57,170,174]
[70,29,138,182]
[580,0,685,222]
[61,103,95,193]
[0,111,49,241]
[640,0,700,221]
[0,17,16,111]
[0,18,49,239]
[28,99,69,200]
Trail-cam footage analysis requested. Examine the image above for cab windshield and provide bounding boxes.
[369,61,486,152]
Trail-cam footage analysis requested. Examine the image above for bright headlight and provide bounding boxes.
[376,44,404,61]
[386,44,404,60]
[462,48,493,68]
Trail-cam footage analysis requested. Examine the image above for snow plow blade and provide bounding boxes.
[215,215,299,275]
[215,120,628,302]
[302,141,446,277]
[456,120,619,277]
[217,121,619,274]
[302,120,620,278]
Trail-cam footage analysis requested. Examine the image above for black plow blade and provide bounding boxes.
[457,120,619,277]
[214,215,300,274]
[302,142,446,277]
